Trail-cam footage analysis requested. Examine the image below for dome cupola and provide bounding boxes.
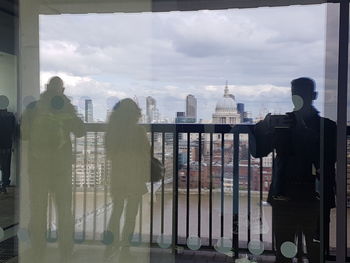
[215,84,236,113]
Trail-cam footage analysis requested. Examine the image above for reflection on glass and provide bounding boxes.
[250,77,336,262]
[104,98,150,262]
[21,77,85,262]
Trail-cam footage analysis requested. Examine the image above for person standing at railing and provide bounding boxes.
[0,95,17,193]
[249,77,336,263]
[21,76,85,263]
[104,98,150,263]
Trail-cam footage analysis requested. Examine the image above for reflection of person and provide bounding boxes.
[0,95,16,193]
[104,98,150,262]
[249,78,336,263]
[21,77,85,262]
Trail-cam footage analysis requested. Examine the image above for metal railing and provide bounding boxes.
[56,123,348,259]
[67,123,273,255]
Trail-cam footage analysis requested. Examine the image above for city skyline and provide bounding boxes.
[41,78,293,123]
[73,85,256,124]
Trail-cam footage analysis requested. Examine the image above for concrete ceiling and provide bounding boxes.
[38,0,336,15]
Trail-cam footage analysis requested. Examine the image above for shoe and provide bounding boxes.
[313,232,320,243]
[0,187,7,194]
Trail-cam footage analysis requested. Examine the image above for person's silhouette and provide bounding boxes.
[21,77,85,263]
[104,98,150,262]
[0,95,16,193]
[250,77,336,263]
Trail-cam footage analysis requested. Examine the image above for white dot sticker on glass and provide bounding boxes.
[187,236,201,250]
[248,240,264,255]
[281,241,297,258]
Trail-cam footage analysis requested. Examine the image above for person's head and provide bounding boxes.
[46,76,65,94]
[112,98,141,123]
[0,95,9,110]
[291,77,317,110]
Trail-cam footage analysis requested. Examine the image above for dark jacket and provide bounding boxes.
[249,110,336,208]
[0,110,16,149]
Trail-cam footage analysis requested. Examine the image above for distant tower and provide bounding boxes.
[237,103,244,114]
[237,103,244,122]
[146,96,158,123]
[85,99,93,123]
[186,94,197,122]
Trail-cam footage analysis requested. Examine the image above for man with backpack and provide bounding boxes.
[0,95,16,193]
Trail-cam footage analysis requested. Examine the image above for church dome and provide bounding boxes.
[215,85,236,113]
[215,97,236,112]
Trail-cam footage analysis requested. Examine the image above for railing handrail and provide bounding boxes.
[85,122,350,135]
[84,122,255,133]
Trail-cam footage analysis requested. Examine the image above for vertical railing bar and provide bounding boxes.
[271,150,275,252]
[83,131,87,240]
[209,133,213,247]
[139,195,143,243]
[138,133,144,244]
[336,1,349,262]
[221,133,225,238]
[161,132,165,235]
[259,157,263,242]
[150,131,154,244]
[320,118,326,261]
[247,137,251,245]
[73,136,77,237]
[93,132,98,240]
[233,132,239,257]
[186,132,190,239]
[103,138,108,233]
[198,133,202,238]
[172,131,179,252]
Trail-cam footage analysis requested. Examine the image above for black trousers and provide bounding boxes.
[272,200,320,263]
[0,150,11,187]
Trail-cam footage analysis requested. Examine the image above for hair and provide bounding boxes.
[110,98,141,123]
[106,98,141,152]
[47,76,64,90]
[291,77,316,94]
[0,95,9,109]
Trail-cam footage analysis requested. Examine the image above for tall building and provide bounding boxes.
[85,99,93,123]
[146,96,159,123]
[237,103,244,115]
[186,94,197,122]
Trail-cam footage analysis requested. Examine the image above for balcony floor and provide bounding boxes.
[16,245,280,263]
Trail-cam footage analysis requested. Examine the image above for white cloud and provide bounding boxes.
[40,71,127,120]
[205,86,218,92]
[39,5,326,121]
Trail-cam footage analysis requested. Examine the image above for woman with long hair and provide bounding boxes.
[104,98,150,262]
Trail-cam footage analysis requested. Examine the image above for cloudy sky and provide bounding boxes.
[39,4,327,121]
